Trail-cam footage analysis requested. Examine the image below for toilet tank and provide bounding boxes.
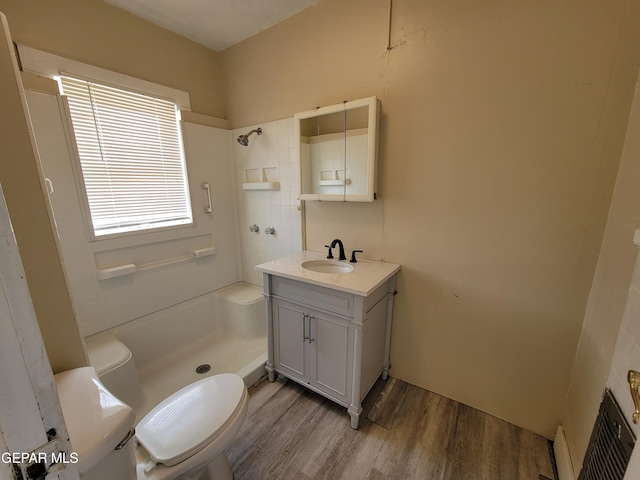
[54,367,137,479]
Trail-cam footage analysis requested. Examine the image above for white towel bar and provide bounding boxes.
[96,246,216,280]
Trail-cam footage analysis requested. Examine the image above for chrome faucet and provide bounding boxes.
[329,239,347,261]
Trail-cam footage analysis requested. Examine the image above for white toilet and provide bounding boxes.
[54,367,248,480]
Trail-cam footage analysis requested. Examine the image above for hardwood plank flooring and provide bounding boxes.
[226,376,556,480]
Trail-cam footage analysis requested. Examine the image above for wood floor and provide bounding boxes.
[227,376,556,480]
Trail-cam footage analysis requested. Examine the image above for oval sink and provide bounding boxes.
[302,260,354,274]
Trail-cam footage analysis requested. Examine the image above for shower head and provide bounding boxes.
[237,127,262,146]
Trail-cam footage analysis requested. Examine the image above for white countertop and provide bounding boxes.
[255,251,401,296]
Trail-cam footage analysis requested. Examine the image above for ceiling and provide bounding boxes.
[102,0,323,51]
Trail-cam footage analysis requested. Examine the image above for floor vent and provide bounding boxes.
[578,389,636,480]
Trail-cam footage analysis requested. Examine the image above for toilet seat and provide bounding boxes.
[136,373,247,468]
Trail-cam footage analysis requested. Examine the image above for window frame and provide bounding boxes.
[58,74,194,240]
[16,44,195,242]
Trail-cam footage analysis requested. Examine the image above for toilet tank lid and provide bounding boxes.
[136,373,247,467]
[54,367,135,475]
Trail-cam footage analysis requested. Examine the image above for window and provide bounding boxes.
[59,75,192,237]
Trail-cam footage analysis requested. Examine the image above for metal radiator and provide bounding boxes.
[578,389,635,480]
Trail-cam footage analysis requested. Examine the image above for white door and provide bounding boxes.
[0,185,79,480]
[0,12,78,480]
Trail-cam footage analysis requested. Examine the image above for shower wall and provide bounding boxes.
[27,83,302,335]
[233,118,303,285]
[26,87,241,336]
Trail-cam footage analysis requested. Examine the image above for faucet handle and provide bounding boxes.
[350,250,363,263]
[324,245,334,259]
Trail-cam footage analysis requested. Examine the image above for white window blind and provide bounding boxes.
[59,75,192,237]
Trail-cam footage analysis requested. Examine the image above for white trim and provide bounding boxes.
[554,425,576,480]
[16,44,191,110]
[634,228,640,247]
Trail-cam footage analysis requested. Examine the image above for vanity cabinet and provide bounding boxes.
[261,271,398,429]
[273,298,353,404]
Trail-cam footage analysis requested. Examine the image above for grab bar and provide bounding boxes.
[202,182,213,213]
[96,246,216,280]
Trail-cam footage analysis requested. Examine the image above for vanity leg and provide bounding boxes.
[265,362,275,383]
[348,406,361,429]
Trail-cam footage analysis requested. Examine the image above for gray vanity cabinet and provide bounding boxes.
[273,297,353,405]
[263,273,397,429]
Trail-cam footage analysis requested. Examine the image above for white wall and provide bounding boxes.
[26,88,242,336]
[233,118,303,285]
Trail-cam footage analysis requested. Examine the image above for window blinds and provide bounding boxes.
[59,75,192,237]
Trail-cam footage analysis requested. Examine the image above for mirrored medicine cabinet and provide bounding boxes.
[295,96,380,202]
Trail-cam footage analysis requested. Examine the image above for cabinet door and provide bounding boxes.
[273,299,308,382]
[309,310,352,404]
[296,96,378,202]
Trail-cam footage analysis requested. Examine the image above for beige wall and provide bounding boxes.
[222,0,640,438]
[0,0,226,371]
[0,13,85,373]
[0,0,224,117]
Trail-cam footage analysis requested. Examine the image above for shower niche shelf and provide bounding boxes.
[242,166,280,191]
[243,182,280,191]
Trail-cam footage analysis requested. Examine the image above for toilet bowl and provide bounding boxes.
[54,367,248,480]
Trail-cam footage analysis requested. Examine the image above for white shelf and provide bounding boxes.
[242,181,280,191]
[319,179,351,186]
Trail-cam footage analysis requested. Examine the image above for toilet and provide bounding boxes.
[54,367,248,480]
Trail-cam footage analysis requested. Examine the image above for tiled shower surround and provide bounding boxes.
[26,85,301,336]
[233,118,303,286]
